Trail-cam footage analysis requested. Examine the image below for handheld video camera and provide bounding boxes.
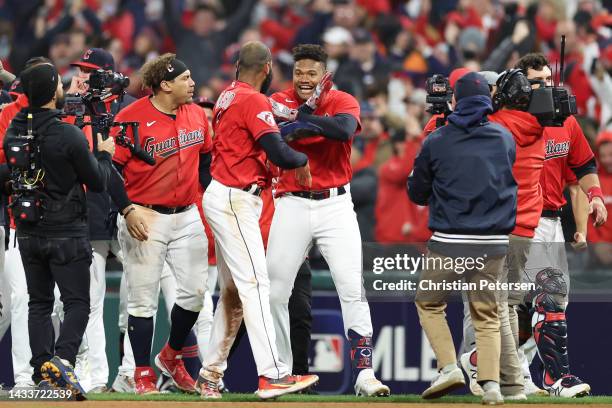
[63,69,155,166]
[526,36,577,127]
[425,74,453,127]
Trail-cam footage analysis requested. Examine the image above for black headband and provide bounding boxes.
[163,58,188,81]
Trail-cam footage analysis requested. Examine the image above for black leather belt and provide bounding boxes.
[287,186,347,200]
[542,209,562,218]
[242,184,263,196]
[134,202,191,214]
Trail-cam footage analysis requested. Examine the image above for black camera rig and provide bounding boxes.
[63,69,155,165]
[526,36,577,127]
[425,74,453,128]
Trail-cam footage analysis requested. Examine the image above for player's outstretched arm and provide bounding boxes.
[257,131,308,170]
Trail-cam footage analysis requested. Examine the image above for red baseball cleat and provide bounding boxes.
[155,343,196,393]
[134,366,159,395]
[256,374,319,399]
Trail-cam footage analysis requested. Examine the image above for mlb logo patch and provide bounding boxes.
[309,334,344,373]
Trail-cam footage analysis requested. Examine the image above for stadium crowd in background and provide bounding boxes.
[0,0,611,401]
[0,0,611,253]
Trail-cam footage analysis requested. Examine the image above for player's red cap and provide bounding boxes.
[596,130,612,148]
[71,48,115,71]
[449,67,472,88]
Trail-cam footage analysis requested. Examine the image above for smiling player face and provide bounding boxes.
[293,59,325,101]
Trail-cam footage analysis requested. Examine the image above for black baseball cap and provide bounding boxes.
[193,96,216,109]
[71,48,115,71]
[454,72,491,101]
[353,28,373,44]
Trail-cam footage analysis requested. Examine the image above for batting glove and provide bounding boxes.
[269,98,298,122]
[304,72,333,111]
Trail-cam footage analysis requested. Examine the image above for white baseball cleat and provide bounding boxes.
[524,377,548,396]
[545,375,590,398]
[111,373,135,393]
[422,365,465,399]
[354,378,390,397]
[460,350,484,396]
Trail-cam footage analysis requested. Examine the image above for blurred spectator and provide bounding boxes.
[588,131,612,265]
[8,0,101,73]
[335,28,391,100]
[322,26,352,74]
[352,101,391,172]
[293,0,365,46]
[163,0,257,87]
[375,129,430,243]
[124,27,160,72]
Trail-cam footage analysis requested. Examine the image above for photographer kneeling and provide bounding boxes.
[408,72,517,405]
[2,63,115,398]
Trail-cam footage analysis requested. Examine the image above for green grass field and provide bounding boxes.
[87,393,612,404]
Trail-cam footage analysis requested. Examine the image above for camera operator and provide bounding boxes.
[408,72,517,405]
[2,63,115,397]
[0,56,67,390]
[65,47,135,393]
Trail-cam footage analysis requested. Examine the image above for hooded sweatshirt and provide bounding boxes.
[3,108,112,237]
[408,95,517,256]
[489,110,544,238]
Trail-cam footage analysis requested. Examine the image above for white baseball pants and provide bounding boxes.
[117,205,208,317]
[202,179,289,379]
[267,188,373,370]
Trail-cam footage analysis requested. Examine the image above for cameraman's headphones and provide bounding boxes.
[493,69,532,111]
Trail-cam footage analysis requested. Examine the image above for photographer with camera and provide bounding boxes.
[408,72,517,405]
[64,47,135,393]
[2,63,115,397]
[0,56,70,390]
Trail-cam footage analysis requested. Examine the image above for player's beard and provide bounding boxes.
[261,69,273,95]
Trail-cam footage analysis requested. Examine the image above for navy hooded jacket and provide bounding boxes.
[407,95,517,255]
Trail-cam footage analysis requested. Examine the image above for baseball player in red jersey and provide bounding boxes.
[197,41,317,400]
[513,54,606,398]
[110,54,211,394]
[267,44,390,396]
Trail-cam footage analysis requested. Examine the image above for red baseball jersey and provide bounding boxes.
[210,81,279,188]
[112,96,212,207]
[0,94,29,163]
[540,116,594,210]
[270,88,361,195]
[489,110,545,238]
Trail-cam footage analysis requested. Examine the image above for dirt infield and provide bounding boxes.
[3,403,612,408]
